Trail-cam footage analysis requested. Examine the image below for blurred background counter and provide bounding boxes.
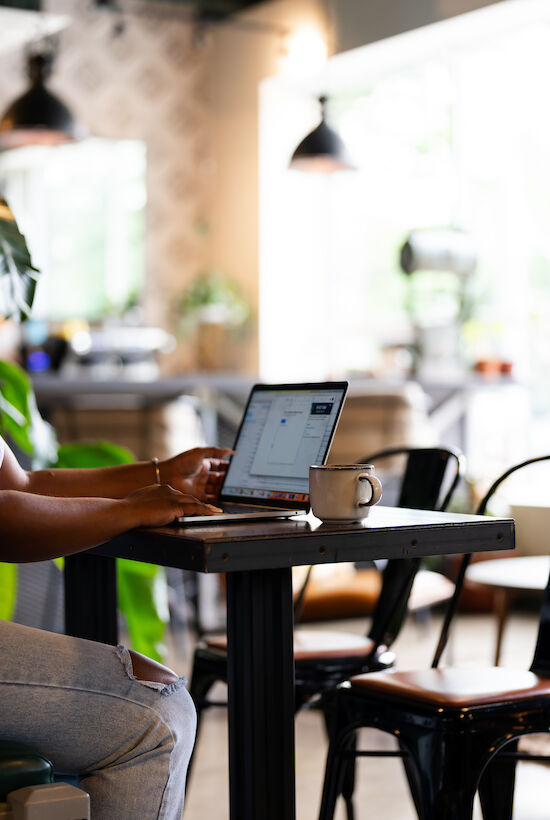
[30,372,528,477]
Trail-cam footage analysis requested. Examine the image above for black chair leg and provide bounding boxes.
[400,738,424,819]
[340,730,357,820]
[400,735,475,820]
[319,699,356,820]
[318,728,356,820]
[478,740,518,820]
[400,725,509,820]
[316,692,357,820]
[295,682,314,713]
[187,660,221,786]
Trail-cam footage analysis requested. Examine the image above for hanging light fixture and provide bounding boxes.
[0,40,86,150]
[289,95,355,173]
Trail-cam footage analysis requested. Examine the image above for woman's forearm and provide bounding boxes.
[24,461,159,499]
[0,490,136,561]
[0,483,215,563]
[4,445,229,503]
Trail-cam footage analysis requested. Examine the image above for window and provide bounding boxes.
[260,2,550,407]
[0,137,146,321]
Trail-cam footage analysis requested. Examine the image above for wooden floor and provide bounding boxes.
[167,609,549,820]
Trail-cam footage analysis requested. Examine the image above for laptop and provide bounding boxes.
[179,381,348,524]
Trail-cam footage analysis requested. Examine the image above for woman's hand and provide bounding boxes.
[160,447,233,503]
[124,484,222,528]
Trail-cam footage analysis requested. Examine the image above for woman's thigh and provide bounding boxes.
[0,620,195,774]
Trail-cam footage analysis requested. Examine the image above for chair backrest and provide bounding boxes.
[432,454,550,669]
[361,446,465,649]
[363,446,465,513]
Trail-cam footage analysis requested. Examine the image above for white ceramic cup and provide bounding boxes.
[309,464,383,523]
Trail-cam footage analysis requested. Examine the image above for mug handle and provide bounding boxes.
[356,473,383,507]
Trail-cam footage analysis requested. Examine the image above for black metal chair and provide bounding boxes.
[317,454,550,820]
[188,446,465,787]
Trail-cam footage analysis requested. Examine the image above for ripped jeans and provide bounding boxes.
[0,620,196,819]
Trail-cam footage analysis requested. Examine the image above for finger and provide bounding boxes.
[202,480,220,490]
[196,447,234,459]
[177,491,203,504]
[172,488,221,509]
[203,486,223,501]
[181,501,222,515]
[205,470,226,483]
[206,459,231,473]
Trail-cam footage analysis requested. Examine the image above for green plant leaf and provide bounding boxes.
[55,441,134,468]
[0,359,58,466]
[0,563,17,621]
[0,359,32,450]
[117,559,169,662]
[0,198,40,323]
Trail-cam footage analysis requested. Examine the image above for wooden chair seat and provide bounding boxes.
[350,667,550,707]
[297,566,454,622]
[206,630,376,662]
[296,567,381,622]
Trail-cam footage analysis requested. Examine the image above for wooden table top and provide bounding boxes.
[91,506,514,574]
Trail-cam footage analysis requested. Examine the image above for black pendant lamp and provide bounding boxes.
[289,95,355,173]
[0,45,85,150]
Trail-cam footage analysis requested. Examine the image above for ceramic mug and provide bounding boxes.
[309,464,383,523]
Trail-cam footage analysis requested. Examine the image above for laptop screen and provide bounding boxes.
[220,382,348,509]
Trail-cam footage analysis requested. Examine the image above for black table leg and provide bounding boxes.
[226,568,296,820]
[64,553,118,645]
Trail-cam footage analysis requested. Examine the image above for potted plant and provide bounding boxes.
[177,270,251,370]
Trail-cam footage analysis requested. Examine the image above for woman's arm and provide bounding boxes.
[1,440,231,502]
[0,484,220,563]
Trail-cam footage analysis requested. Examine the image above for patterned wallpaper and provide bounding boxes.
[0,0,215,371]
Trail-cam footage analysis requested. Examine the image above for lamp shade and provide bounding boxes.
[289,96,355,173]
[0,51,85,150]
